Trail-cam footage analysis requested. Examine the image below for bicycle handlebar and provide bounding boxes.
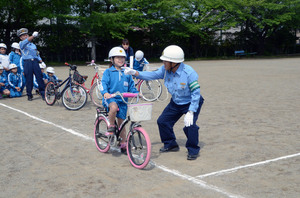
[65,62,77,71]
[106,91,139,104]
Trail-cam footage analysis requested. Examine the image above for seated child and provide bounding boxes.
[7,64,23,97]
[0,65,10,98]
[33,62,48,94]
[46,67,59,84]
[101,46,138,153]
[133,50,149,72]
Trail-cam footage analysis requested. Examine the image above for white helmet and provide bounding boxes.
[39,62,46,69]
[160,45,184,63]
[108,46,126,58]
[11,42,20,50]
[0,65,3,70]
[0,43,7,49]
[135,50,144,61]
[9,63,18,70]
[47,67,55,74]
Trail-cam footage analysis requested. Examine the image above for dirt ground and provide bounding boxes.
[0,58,299,198]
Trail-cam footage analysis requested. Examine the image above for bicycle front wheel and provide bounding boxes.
[45,82,57,105]
[62,84,87,110]
[94,116,110,153]
[90,82,103,107]
[139,80,162,102]
[127,127,151,169]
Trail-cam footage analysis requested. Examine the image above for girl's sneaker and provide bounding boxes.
[105,125,116,136]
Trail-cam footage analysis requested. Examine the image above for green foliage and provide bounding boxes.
[1,0,299,61]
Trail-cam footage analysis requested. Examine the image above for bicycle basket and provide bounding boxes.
[128,103,153,121]
[73,71,85,84]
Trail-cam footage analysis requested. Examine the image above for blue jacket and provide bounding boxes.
[8,72,23,90]
[137,63,201,112]
[46,74,59,83]
[33,73,47,88]
[19,39,42,61]
[101,65,138,102]
[9,51,22,74]
[0,73,9,91]
[133,58,149,71]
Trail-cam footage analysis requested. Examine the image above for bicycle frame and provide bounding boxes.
[96,106,141,144]
[79,66,101,93]
[53,72,75,99]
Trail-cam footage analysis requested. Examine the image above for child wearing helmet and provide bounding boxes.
[0,65,10,98]
[0,43,10,75]
[100,46,139,154]
[7,64,23,97]
[9,42,22,74]
[133,50,149,72]
[33,62,48,94]
[46,67,59,84]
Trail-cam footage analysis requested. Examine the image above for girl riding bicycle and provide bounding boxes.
[100,46,138,153]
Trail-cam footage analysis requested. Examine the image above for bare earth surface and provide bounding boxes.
[1,58,299,198]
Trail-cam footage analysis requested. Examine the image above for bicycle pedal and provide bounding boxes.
[107,134,117,146]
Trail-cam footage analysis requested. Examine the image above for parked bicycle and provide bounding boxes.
[134,78,162,102]
[79,64,107,107]
[94,92,152,169]
[44,63,88,110]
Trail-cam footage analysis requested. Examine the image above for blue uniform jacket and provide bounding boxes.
[133,58,149,71]
[137,63,201,112]
[101,65,138,102]
[19,39,42,61]
[33,73,47,88]
[46,74,59,83]
[9,51,22,74]
[0,73,9,91]
[8,73,23,90]
[9,51,21,67]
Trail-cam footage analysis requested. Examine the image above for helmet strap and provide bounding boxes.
[169,63,180,73]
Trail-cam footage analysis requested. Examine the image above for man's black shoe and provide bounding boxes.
[187,154,198,160]
[159,145,179,153]
[28,96,33,101]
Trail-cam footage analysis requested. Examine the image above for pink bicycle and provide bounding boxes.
[94,92,152,169]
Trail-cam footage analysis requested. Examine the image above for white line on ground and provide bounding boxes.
[1,102,244,198]
[197,152,300,179]
[0,103,93,141]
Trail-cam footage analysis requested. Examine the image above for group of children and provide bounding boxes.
[0,42,59,98]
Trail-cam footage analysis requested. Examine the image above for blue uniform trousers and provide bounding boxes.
[23,59,45,97]
[157,96,204,155]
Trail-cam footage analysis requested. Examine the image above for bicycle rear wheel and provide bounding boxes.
[90,82,103,107]
[62,84,87,110]
[127,127,151,169]
[45,82,57,105]
[94,116,110,152]
[139,80,162,102]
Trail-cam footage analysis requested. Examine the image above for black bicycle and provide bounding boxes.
[44,63,88,110]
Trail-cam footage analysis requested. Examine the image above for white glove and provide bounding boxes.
[122,67,137,75]
[32,31,39,37]
[184,111,194,127]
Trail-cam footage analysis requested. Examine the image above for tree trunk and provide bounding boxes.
[91,37,96,62]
